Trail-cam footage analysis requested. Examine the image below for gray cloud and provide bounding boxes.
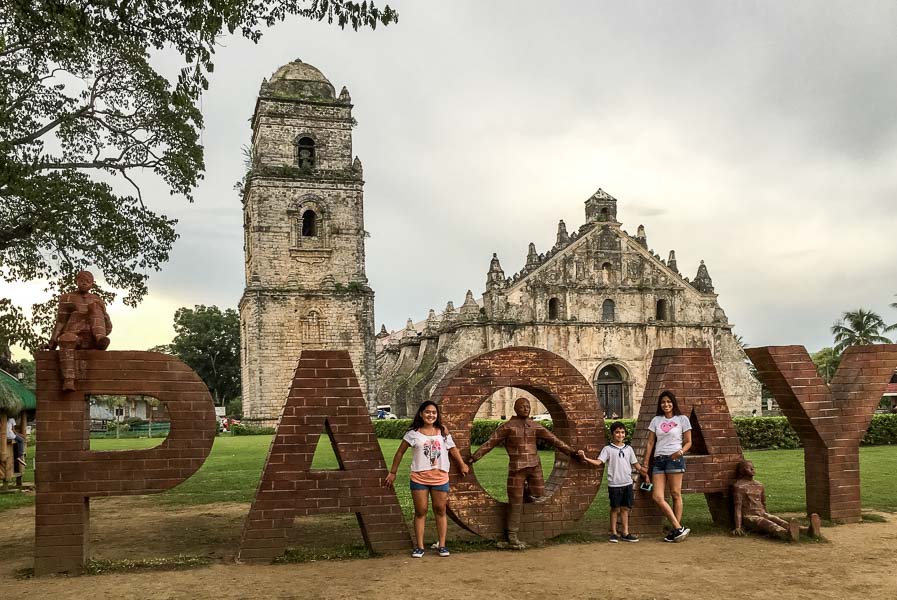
[25,0,893,353]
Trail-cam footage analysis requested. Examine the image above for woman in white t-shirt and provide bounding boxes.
[384,401,469,558]
[643,391,693,543]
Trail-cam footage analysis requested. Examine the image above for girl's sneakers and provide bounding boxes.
[664,527,690,542]
[437,546,450,557]
[411,547,424,558]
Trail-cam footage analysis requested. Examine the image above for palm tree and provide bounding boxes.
[886,294,897,334]
[831,309,892,353]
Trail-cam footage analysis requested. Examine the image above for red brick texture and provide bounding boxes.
[628,348,745,534]
[34,350,217,575]
[237,350,410,562]
[745,344,897,523]
[433,347,604,543]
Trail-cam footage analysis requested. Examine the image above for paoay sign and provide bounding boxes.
[33,344,897,574]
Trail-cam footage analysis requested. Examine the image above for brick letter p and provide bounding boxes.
[34,350,216,575]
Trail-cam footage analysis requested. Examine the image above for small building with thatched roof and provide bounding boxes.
[0,368,36,420]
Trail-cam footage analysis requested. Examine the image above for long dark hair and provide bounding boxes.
[409,400,447,438]
[655,390,682,417]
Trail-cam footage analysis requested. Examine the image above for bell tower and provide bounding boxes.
[240,59,376,423]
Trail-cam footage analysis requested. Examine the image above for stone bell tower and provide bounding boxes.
[239,59,376,423]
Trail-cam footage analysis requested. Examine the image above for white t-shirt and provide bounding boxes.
[648,415,692,456]
[5,418,16,440]
[598,443,639,487]
[402,429,456,473]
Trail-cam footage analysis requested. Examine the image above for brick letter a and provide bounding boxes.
[238,350,410,562]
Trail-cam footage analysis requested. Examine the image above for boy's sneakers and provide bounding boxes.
[608,534,619,543]
[620,533,639,543]
[438,546,450,557]
[411,547,425,558]
[664,527,691,543]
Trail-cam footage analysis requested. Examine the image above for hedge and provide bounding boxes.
[371,414,897,450]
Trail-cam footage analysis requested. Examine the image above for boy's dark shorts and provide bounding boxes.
[608,484,634,509]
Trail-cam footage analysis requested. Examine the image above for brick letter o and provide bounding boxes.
[434,347,604,543]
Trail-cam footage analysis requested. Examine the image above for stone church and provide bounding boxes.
[240,60,760,423]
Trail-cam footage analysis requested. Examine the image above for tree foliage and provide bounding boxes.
[165,305,240,406]
[810,346,841,384]
[0,1,398,351]
[831,309,892,354]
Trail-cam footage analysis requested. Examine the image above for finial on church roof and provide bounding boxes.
[556,220,570,248]
[692,260,715,294]
[526,243,539,269]
[339,86,352,102]
[460,290,480,317]
[487,253,506,290]
[667,250,679,274]
[353,156,363,175]
[377,324,389,338]
[636,224,647,248]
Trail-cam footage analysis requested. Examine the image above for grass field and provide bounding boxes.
[3,436,897,531]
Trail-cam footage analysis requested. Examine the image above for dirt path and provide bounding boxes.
[0,497,894,599]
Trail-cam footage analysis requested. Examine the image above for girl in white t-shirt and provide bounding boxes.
[643,390,693,543]
[384,401,468,558]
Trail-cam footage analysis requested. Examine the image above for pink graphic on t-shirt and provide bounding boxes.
[423,439,442,467]
[660,420,678,434]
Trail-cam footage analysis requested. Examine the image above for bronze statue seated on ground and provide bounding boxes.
[732,460,821,542]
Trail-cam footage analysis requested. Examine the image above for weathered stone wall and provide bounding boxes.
[241,61,376,424]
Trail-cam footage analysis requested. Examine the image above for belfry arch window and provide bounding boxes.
[296,137,315,169]
[548,297,560,321]
[656,298,669,321]
[302,210,317,237]
[602,299,615,322]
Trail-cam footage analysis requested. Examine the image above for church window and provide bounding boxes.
[656,299,669,321]
[602,299,615,322]
[548,298,560,321]
[596,365,626,418]
[297,137,315,169]
[600,207,609,220]
[302,210,317,237]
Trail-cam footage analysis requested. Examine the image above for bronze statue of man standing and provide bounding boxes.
[45,270,112,391]
[467,397,578,549]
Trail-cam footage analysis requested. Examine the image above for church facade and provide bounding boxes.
[376,190,760,419]
[240,60,760,423]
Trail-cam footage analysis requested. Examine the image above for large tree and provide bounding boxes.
[831,309,892,354]
[810,346,841,384]
[1,1,397,350]
[163,305,240,406]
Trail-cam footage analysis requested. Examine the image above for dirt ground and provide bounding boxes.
[0,496,895,600]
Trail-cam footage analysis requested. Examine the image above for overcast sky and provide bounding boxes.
[5,1,897,357]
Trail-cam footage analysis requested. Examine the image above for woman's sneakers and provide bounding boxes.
[664,527,690,542]
[413,546,450,558]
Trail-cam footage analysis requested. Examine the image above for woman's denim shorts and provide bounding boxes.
[409,480,450,492]
[652,454,686,474]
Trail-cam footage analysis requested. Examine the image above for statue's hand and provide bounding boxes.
[732,527,745,537]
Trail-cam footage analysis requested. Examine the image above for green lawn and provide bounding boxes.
[3,436,896,532]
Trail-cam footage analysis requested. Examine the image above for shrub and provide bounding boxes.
[732,416,801,450]
[230,423,276,436]
[372,419,412,439]
[368,414,897,451]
